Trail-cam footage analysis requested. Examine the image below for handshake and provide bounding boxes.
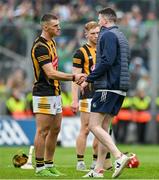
[73,73,86,85]
[73,73,88,89]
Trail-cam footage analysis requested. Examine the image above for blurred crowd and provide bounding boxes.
[0,0,159,143]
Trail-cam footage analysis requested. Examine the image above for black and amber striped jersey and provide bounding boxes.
[73,43,96,99]
[31,36,61,96]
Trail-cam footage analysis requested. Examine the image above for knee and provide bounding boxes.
[80,126,89,136]
[37,126,50,138]
[51,125,61,135]
[84,127,89,136]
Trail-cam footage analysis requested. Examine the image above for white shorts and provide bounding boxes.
[79,98,92,113]
[33,95,62,115]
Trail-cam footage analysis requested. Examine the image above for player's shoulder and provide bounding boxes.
[73,45,85,58]
[33,36,48,47]
[79,43,89,51]
[75,44,88,55]
[32,37,50,52]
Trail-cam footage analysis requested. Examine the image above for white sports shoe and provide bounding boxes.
[76,161,87,171]
[83,169,104,178]
[112,154,130,178]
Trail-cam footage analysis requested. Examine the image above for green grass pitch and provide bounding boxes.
[0,145,159,179]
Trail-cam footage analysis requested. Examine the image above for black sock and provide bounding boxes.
[93,154,97,161]
[105,152,111,159]
[36,157,44,168]
[44,160,53,165]
[77,154,84,161]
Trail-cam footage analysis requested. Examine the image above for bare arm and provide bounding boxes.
[71,67,82,112]
[42,62,84,82]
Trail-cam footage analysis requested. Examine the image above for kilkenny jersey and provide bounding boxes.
[73,44,96,99]
[31,36,60,96]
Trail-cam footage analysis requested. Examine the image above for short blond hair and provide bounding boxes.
[84,21,99,32]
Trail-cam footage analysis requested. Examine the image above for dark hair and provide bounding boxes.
[40,13,58,24]
[98,7,117,22]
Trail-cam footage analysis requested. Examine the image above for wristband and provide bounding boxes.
[72,74,75,82]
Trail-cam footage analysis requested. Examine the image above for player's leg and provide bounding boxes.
[90,137,98,169]
[83,112,108,178]
[95,142,108,171]
[84,112,129,178]
[44,113,62,161]
[104,123,113,170]
[91,125,113,171]
[89,92,128,157]
[44,95,64,175]
[34,113,56,176]
[92,137,98,156]
[44,112,64,175]
[89,112,121,158]
[82,113,104,178]
[84,92,130,178]
[33,96,61,176]
[76,111,90,171]
[103,114,130,178]
[93,114,112,172]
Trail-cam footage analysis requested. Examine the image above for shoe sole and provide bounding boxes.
[83,175,104,178]
[48,171,65,176]
[83,174,104,178]
[112,157,130,178]
[47,168,65,176]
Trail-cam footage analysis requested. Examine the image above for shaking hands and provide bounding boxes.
[73,73,89,94]
[73,73,87,85]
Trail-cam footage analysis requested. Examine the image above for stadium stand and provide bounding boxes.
[0,0,159,144]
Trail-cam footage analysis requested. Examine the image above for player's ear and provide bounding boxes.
[42,22,48,31]
[104,17,109,26]
[44,24,48,31]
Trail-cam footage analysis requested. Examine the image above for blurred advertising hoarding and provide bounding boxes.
[0,117,94,146]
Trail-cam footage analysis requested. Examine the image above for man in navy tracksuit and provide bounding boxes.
[82,8,130,178]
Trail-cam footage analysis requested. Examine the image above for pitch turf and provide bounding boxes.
[0,145,159,179]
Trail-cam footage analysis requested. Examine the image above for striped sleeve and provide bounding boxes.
[73,49,84,68]
[34,45,51,67]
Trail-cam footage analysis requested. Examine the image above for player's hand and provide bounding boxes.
[74,73,87,85]
[80,81,88,95]
[71,100,79,113]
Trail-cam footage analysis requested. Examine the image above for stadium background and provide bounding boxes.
[1,0,159,179]
[0,0,159,146]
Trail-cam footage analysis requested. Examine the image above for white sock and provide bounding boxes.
[78,161,84,164]
[45,164,53,168]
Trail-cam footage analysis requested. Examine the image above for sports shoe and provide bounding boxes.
[47,166,65,176]
[76,161,88,171]
[90,160,96,170]
[104,158,113,170]
[112,154,130,178]
[35,168,59,177]
[83,169,104,178]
